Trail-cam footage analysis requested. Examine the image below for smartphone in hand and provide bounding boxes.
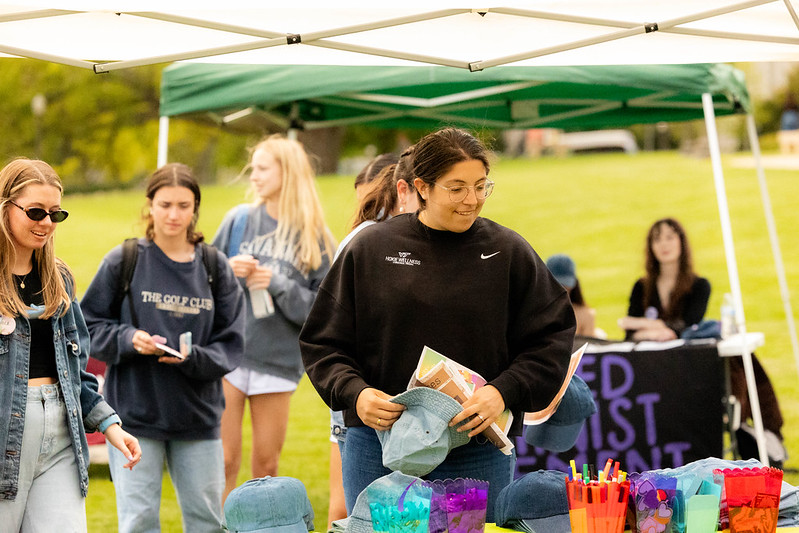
[152,334,185,360]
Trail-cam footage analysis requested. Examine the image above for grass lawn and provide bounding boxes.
[54,150,798,531]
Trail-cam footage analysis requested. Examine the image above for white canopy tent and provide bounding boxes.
[2,2,799,71]
[2,1,798,465]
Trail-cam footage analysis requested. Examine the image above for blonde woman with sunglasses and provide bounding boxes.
[0,158,141,532]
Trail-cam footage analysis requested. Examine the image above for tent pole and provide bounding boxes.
[702,93,769,465]
[746,112,799,379]
[157,116,169,168]
[287,102,300,141]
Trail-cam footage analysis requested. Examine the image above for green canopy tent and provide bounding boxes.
[159,63,748,135]
[159,62,789,467]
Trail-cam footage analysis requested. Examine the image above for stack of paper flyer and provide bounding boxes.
[408,346,515,455]
[407,343,589,456]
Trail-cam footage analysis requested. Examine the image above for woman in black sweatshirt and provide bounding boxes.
[300,128,575,520]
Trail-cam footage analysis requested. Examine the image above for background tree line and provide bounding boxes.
[1,58,794,193]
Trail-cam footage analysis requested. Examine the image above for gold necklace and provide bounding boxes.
[15,272,29,289]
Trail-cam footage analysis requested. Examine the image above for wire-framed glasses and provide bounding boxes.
[434,179,495,202]
[9,200,69,223]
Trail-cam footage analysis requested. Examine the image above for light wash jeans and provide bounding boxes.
[342,426,516,523]
[0,384,86,533]
[108,436,224,533]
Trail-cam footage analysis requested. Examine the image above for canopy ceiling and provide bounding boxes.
[160,63,750,131]
[2,2,799,72]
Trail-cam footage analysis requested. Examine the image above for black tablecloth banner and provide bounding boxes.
[514,343,724,477]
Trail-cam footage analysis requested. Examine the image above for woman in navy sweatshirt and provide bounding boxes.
[82,163,245,533]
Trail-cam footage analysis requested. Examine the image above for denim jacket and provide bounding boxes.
[0,276,118,501]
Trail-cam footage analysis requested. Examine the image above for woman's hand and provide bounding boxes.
[450,385,505,437]
[103,423,142,470]
[618,316,677,341]
[228,254,259,279]
[246,264,273,291]
[132,330,158,356]
[632,327,678,342]
[355,388,406,431]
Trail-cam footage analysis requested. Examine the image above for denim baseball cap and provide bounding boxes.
[546,254,577,289]
[377,387,470,476]
[342,472,424,533]
[224,476,314,533]
[494,470,571,533]
[523,375,596,452]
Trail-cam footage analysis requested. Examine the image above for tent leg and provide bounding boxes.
[702,93,769,466]
[157,115,169,168]
[746,112,799,379]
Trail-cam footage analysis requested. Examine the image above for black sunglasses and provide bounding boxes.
[9,200,69,223]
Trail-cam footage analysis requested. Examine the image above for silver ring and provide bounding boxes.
[136,346,142,353]
[477,414,485,422]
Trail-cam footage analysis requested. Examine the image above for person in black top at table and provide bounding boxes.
[619,217,710,341]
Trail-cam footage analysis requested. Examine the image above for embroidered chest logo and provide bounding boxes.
[385,251,421,266]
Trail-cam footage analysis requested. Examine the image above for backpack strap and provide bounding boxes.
[117,237,140,327]
[227,204,250,257]
[199,242,219,299]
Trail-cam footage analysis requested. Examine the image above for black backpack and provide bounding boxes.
[113,238,219,326]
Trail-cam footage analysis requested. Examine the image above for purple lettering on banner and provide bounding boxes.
[624,448,651,473]
[578,354,597,385]
[512,438,538,474]
[664,442,691,466]
[637,393,661,446]
[607,397,634,449]
[512,344,723,479]
[601,355,633,399]
[651,446,662,470]
[588,404,604,450]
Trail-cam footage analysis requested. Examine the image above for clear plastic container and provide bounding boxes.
[250,288,274,318]
[720,293,737,339]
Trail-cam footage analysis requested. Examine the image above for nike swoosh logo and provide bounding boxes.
[481,252,500,259]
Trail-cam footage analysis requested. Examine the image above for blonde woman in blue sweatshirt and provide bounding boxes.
[213,135,336,501]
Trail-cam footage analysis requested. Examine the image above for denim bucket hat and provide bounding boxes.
[224,476,315,533]
[494,470,572,533]
[377,387,470,476]
[523,375,596,452]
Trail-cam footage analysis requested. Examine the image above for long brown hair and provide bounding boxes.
[0,158,72,318]
[143,163,204,244]
[642,217,697,321]
[350,146,416,230]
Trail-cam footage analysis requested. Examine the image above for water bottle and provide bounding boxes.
[250,288,275,318]
[720,292,737,339]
